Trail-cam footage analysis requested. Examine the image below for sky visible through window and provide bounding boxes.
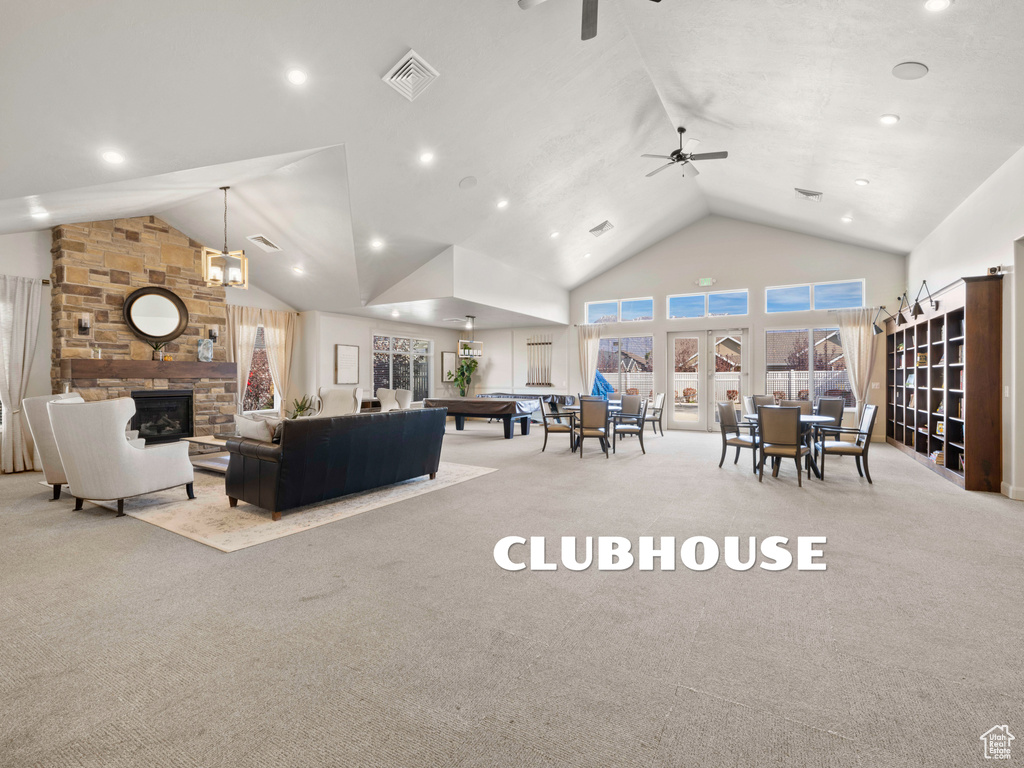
[620,298,653,321]
[668,294,705,318]
[586,301,619,324]
[708,291,748,316]
[814,281,864,310]
[766,285,812,313]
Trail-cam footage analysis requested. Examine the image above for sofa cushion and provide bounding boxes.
[235,414,273,442]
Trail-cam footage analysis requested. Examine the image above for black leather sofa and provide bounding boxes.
[225,408,447,520]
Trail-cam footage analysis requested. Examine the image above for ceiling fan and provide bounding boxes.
[519,0,662,41]
[642,126,729,179]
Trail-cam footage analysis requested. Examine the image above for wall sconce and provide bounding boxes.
[208,326,219,342]
[893,293,910,327]
[871,306,896,335]
[911,280,938,317]
[77,314,91,335]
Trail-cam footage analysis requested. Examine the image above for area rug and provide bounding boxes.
[58,463,496,553]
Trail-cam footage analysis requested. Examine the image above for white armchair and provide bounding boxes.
[47,397,195,516]
[21,393,83,500]
[395,389,413,409]
[315,387,363,417]
[377,388,398,412]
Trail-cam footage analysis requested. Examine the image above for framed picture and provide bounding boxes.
[335,344,359,384]
[442,351,458,384]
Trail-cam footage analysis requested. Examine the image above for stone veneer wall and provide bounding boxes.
[50,216,236,436]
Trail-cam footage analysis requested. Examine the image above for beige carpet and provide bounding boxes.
[63,463,496,552]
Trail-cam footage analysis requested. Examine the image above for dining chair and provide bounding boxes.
[612,398,648,454]
[539,399,575,452]
[757,405,809,487]
[617,394,642,429]
[742,396,756,417]
[814,405,879,483]
[717,401,758,471]
[815,397,845,428]
[645,392,666,435]
[752,394,775,409]
[780,399,812,415]
[576,398,610,459]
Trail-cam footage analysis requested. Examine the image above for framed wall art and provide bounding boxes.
[335,344,359,385]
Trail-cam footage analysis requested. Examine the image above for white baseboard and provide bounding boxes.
[1000,482,1024,501]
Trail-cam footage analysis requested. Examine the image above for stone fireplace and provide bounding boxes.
[50,216,237,442]
[131,390,194,444]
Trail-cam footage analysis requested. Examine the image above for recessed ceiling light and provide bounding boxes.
[101,150,125,165]
[496,199,509,209]
[30,209,50,220]
[370,239,384,250]
[292,266,304,274]
[391,309,400,317]
[286,69,308,85]
[924,0,951,11]
[892,62,929,80]
[854,178,870,186]
[550,232,559,239]
[841,215,854,223]
[880,114,901,125]
[419,151,435,165]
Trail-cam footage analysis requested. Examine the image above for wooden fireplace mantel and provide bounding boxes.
[60,359,237,380]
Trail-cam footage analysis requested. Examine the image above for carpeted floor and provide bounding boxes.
[1,424,1021,767]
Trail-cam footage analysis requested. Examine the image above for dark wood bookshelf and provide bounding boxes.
[884,275,1002,492]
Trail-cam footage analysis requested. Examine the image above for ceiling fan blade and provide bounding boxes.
[641,154,673,159]
[689,151,729,161]
[680,162,701,178]
[682,138,701,154]
[581,0,598,40]
[518,0,549,8]
[646,162,675,177]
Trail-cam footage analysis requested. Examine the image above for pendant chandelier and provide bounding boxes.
[201,186,248,289]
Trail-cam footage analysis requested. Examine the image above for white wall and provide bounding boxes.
[292,310,463,405]
[907,146,1024,500]
[566,215,906,435]
[0,230,54,398]
[473,326,571,397]
[225,282,297,312]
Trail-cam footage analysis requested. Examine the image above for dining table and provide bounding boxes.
[743,412,835,479]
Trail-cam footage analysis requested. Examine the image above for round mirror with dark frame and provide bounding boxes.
[122,287,189,344]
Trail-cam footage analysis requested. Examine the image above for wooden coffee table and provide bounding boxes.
[182,433,237,474]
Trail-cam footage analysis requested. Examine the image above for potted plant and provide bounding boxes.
[447,358,479,397]
[287,394,315,419]
[148,341,167,360]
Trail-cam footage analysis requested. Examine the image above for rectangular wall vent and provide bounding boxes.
[794,188,824,202]
[589,220,614,237]
[382,50,440,102]
[246,234,282,252]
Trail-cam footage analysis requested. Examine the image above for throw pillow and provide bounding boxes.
[235,414,273,442]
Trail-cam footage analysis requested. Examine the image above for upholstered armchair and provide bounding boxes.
[315,387,363,417]
[395,389,413,409]
[814,405,879,484]
[22,393,83,500]
[377,388,398,412]
[47,397,194,515]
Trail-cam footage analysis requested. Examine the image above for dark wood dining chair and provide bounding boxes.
[757,405,809,487]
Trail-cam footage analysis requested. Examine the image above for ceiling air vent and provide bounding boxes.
[794,188,824,202]
[589,220,614,237]
[442,317,468,323]
[246,234,282,252]
[382,50,439,102]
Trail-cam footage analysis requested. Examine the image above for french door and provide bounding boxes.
[667,329,748,431]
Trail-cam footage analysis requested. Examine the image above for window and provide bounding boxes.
[708,290,748,316]
[765,328,852,406]
[585,297,654,323]
[766,280,865,313]
[667,294,706,319]
[243,326,276,412]
[813,280,864,310]
[596,336,654,397]
[586,301,619,324]
[668,290,748,319]
[766,284,812,313]
[373,335,431,401]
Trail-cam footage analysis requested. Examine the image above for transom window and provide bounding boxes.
[667,290,748,319]
[373,334,430,401]
[586,297,654,323]
[765,280,864,313]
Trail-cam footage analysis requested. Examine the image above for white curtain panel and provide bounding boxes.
[836,307,877,420]
[0,275,42,473]
[577,323,604,397]
[225,305,261,414]
[261,309,295,410]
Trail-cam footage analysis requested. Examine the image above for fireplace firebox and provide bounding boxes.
[130,390,194,444]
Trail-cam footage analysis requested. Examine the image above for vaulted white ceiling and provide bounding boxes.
[2,0,1021,328]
